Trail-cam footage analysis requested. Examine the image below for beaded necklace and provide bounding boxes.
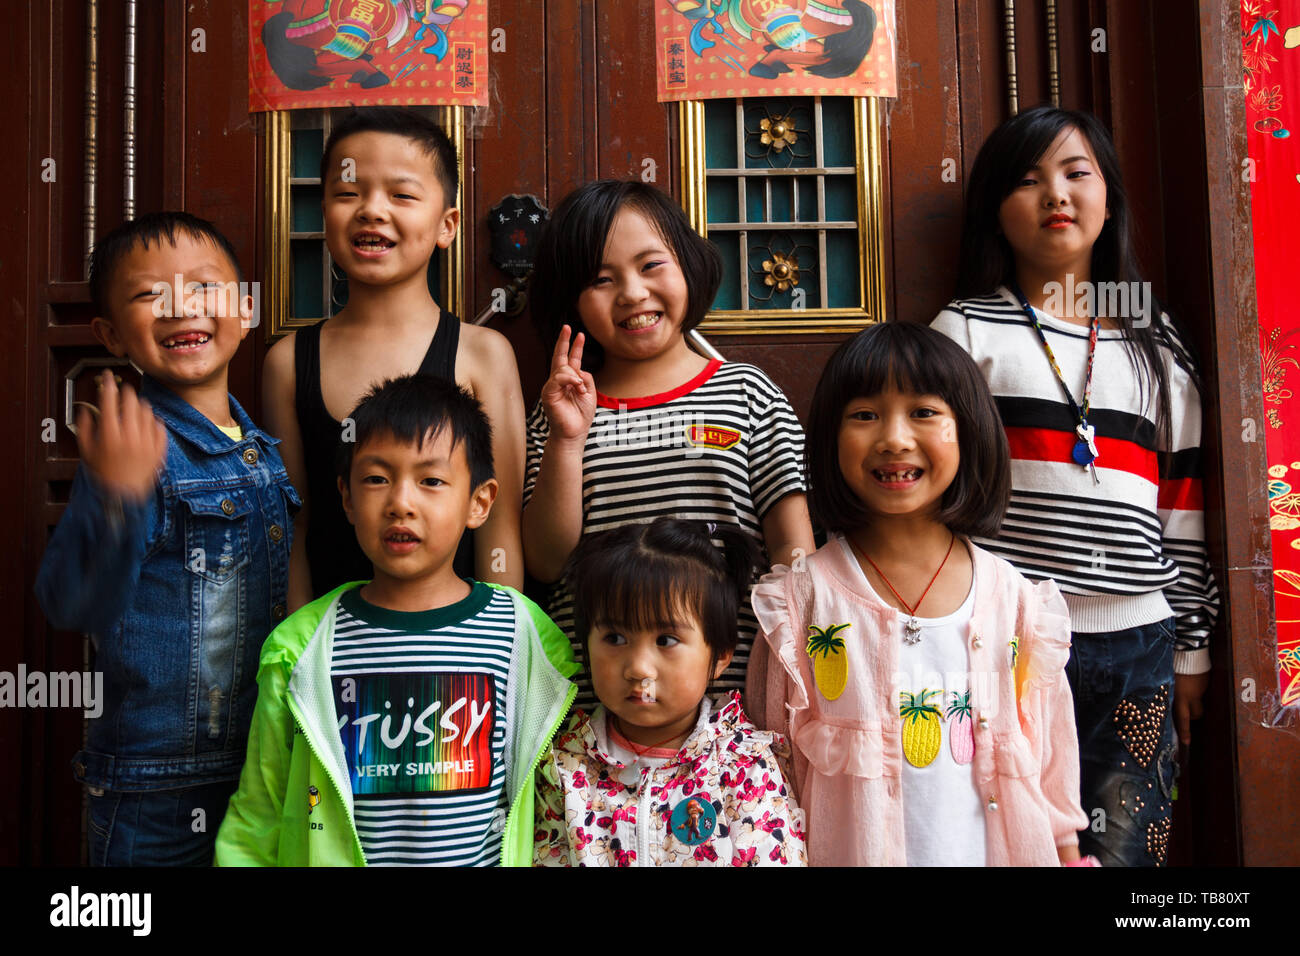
[1009,282,1102,485]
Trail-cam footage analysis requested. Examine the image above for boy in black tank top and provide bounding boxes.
[262,108,527,610]
[293,315,473,592]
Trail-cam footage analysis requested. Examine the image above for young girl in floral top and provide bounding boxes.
[533,518,806,866]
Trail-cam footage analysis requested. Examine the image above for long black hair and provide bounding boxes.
[954,105,1201,445]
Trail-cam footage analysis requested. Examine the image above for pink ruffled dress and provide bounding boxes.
[747,535,1088,866]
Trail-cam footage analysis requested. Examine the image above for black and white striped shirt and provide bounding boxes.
[330,584,514,866]
[524,360,807,707]
[933,288,1219,672]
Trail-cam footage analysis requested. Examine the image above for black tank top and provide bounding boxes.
[294,313,474,596]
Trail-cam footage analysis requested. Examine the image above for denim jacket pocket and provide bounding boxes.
[281,480,302,515]
[177,488,252,585]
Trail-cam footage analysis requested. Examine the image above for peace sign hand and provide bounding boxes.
[540,325,597,443]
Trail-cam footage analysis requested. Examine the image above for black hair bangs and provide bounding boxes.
[320,107,458,208]
[336,374,494,491]
[529,180,722,371]
[807,322,1011,538]
[566,518,759,673]
[577,554,710,640]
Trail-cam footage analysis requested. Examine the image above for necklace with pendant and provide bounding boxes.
[1010,282,1102,485]
[855,533,956,644]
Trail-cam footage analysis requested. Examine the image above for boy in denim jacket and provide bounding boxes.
[36,212,298,865]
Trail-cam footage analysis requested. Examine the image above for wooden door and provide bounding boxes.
[8,0,1291,867]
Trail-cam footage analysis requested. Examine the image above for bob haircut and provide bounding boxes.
[565,518,761,674]
[807,322,1011,538]
[336,374,494,492]
[954,104,1201,445]
[320,107,458,209]
[529,180,723,371]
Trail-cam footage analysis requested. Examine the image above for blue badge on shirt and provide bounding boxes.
[670,795,717,846]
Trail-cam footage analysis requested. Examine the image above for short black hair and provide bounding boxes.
[88,211,243,318]
[529,180,722,371]
[566,518,761,674]
[807,322,1011,537]
[321,108,458,207]
[336,374,494,491]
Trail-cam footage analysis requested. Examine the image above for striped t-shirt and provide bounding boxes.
[932,287,1219,672]
[330,584,514,866]
[524,359,807,708]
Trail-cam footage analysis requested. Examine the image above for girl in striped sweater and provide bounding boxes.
[522,181,815,710]
[931,105,1220,866]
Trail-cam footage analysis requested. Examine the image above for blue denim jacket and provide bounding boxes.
[36,376,300,791]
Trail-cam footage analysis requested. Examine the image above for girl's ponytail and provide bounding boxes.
[707,522,763,605]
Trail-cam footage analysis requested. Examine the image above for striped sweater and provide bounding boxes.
[524,359,808,707]
[932,287,1219,673]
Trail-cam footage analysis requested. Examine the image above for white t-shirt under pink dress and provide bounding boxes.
[837,536,987,866]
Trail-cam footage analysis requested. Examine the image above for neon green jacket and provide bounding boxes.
[214,582,578,867]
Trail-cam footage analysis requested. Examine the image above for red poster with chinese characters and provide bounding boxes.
[1243,0,1300,705]
[248,0,487,111]
[655,0,896,102]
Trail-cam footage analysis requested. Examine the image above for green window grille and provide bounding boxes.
[704,96,859,312]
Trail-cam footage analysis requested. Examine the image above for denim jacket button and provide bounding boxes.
[268,524,284,542]
[273,603,286,621]
[241,447,259,466]
[220,498,236,515]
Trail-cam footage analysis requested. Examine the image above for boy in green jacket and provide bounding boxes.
[216,375,577,866]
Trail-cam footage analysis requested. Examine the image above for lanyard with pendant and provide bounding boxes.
[1009,282,1102,485]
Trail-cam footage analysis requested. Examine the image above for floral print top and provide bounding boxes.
[533,692,807,867]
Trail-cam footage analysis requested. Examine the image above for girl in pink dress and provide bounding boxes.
[746,321,1093,866]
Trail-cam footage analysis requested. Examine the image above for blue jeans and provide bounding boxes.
[86,780,238,866]
[1066,618,1179,867]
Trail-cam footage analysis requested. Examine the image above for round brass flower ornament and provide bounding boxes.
[762,252,800,292]
[759,115,798,151]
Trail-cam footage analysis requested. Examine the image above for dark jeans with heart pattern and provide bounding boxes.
[1066,618,1179,867]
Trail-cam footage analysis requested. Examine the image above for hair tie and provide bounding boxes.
[706,522,717,535]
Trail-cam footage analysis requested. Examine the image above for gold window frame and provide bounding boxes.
[679,97,887,333]
[262,106,467,341]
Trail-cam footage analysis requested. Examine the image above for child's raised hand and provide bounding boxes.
[541,325,596,443]
[75,372,169,502]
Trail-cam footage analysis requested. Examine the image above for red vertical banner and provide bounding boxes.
[1243,1,1300,705]
[248,0,489,111]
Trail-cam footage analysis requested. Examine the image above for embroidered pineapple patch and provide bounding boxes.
[899,689,944,767]
[805,623,850,700]
[946,690,974,764]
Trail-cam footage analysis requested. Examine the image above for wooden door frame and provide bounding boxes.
[1197,0,1297,866]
